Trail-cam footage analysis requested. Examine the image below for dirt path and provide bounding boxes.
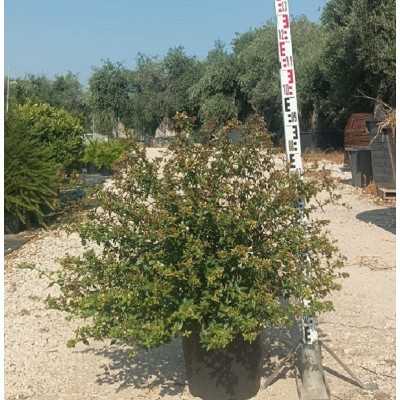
[5,174,395,400]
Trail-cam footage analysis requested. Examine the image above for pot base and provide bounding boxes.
[182,333,263,400]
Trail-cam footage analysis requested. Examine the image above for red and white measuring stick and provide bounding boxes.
[274,0,318,346]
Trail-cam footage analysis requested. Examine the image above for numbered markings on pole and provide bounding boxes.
[275,0,318,345]
[303,316,318,345]
[276,0,289,14]
[275,0,303,174]
[280,69,297,96]
[282,96,299,125]
[278,41,294,70]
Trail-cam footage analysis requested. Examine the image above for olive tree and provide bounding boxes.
[89,60,131,137]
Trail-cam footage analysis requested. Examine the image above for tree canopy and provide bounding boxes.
[318,0,396,125]
[89,61,131,136]
[8,72,89,127]
[8,0,395,140]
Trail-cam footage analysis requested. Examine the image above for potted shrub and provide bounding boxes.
[48,116,345,399]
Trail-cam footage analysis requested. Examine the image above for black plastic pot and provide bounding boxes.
[182,332,263,400]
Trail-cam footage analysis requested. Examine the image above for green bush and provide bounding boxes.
[17,102,84,171]
[5,109,59,230]
[48,118,345,351]
[81,139,129,172]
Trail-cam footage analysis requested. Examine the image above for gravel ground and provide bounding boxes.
[5,158,395,400]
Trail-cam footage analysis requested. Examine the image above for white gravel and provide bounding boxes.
[5,159,395,400]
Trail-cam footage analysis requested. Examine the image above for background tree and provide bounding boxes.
[126,49,202,139]
[233,17,325,133]
[89,60,131,137]
[318,0,396,126]
[51,72,90,123]
[127,54,166,138]
[189,41,242,135]
[8,72,90,129]
[162,46,203,118]
[11,74,53,105]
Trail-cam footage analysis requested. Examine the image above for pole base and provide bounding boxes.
[299,342,330,400]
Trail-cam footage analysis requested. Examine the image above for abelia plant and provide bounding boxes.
[48,116,345,351]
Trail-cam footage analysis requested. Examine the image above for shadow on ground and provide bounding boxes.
[81,340,187,397]
[79,324,302,399]
[356,207,396,234]
[260,324,301,388]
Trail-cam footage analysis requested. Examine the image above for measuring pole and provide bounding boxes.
[274,1,329,398]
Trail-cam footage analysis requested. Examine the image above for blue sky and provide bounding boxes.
[5,0,327,84]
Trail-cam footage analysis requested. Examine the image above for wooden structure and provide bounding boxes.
[367,121,396,190]
[378,187,396,202]
[344,113,373,150]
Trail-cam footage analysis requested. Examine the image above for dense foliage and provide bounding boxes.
[233,17,326,132]
[85,2,394,137]
[48,118,345,350]
[7,0,395,138]
[82,139,131,172]
[17,102,85,170]
[89,61,131,136]
[7,72,90,128]
[125,50,203,137]
[5,109,59,229]
[318,0,396,126]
